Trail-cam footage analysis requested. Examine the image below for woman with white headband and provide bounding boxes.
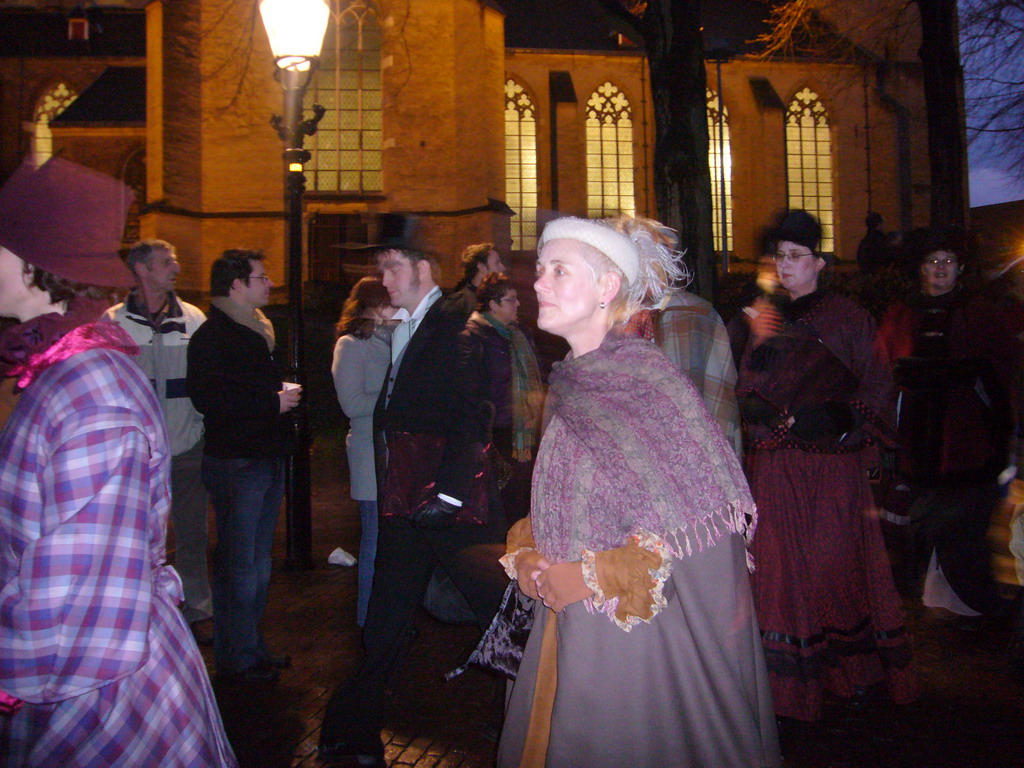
[497,215,780,767]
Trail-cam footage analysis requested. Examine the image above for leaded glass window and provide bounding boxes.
[785,87,834,253]
[505,79,537,251]
[305,0,382,193]
[33,82,77,163]
[585,82,635,218]
[707,88,732,253]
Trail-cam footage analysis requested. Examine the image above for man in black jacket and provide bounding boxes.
[319,225,507,766]
[186,249,300,683]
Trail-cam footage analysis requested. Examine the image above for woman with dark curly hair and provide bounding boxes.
[0,158,235,767]
[331,276,396,625]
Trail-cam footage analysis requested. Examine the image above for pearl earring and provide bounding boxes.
[599,301,607,309]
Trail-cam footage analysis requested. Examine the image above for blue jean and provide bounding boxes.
[356,499,378,627]
[202,455,285,674]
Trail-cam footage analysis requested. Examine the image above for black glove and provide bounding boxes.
[410,495,459,530]
[790,401,856,443]
[739,392,780,427]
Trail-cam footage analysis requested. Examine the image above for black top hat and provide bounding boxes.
[334,213,430,255]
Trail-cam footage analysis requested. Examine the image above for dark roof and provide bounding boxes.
[502,0,627,51]
[502,0,771,55]
[701,0,773,57]
[52,66,145,124]
[0,8,145,57]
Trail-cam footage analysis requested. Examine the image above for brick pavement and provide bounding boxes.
[188,431,1024,768]
[194,433,503,768]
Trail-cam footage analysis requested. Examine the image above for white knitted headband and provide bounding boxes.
[538,216,639,285]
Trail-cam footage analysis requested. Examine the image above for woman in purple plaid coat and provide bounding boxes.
[0,158,236,767]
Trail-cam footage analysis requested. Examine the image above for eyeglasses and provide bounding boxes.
[499,296,519,304]
[249,274,272,284]
[923,257,958,268]
[772,250,815,264]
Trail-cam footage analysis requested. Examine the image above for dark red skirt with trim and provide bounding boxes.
[747,447,920,721]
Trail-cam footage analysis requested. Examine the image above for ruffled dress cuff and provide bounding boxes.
[582,529,673,633]
[499,547,536,580]
[500,516,538,580]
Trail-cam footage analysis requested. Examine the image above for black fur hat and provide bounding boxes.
[772,209,822,252]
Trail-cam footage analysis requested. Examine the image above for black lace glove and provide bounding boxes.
[790,401,856,442]
[410,495,459,530]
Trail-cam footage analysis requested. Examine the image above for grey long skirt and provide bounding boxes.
[497,533,780,768]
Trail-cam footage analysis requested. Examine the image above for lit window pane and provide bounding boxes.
[785,87,834,253]
[306,1,383,193]
[585,82,634,218]
[33,82,78,164]
[505,78,538,250]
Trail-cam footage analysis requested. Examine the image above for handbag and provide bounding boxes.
[446,579,535,681]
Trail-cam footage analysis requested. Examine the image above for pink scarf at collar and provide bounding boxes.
[7,321,138,390]
[0,297,112,382]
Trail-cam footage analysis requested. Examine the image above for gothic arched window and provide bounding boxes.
[305,0,382,193]
[505,79,537,251]
[707,88,732,253]
[33,82,77,163]
[785,87,834,253]
[585,82,635,218]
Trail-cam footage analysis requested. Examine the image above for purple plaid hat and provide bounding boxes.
[0,157,135,286]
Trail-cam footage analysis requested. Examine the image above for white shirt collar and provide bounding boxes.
[392,285,442,324]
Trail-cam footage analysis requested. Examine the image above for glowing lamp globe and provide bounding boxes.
[259,0,331,72]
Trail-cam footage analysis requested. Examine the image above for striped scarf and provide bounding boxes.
[481,313,543,460]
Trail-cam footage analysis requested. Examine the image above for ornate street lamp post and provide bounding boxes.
[259,0,330,569]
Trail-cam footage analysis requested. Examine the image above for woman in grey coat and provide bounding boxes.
[331,277,395,626]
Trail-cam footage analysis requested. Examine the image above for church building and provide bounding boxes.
[0,0,940,293]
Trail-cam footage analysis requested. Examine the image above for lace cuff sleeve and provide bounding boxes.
[500,516,538,580]
[582,530,673,633]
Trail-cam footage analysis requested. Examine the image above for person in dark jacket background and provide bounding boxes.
[186,249,300,683]
[462,272,543,522]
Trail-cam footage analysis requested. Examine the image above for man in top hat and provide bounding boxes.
[319,216,507,767]
[105,240,213,646]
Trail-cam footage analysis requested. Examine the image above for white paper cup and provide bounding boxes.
[282,382,301,391]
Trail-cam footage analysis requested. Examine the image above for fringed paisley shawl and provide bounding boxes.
[532,333,756,566]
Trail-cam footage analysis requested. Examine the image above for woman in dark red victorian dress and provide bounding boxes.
[737,210,918,722]
[877,227,1015,618]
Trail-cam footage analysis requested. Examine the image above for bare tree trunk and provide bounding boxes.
[595,0,716,300]
[640,0,716,299]
[916,0,969,227]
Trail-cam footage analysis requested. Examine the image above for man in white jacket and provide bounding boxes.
[106,239,213,645]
